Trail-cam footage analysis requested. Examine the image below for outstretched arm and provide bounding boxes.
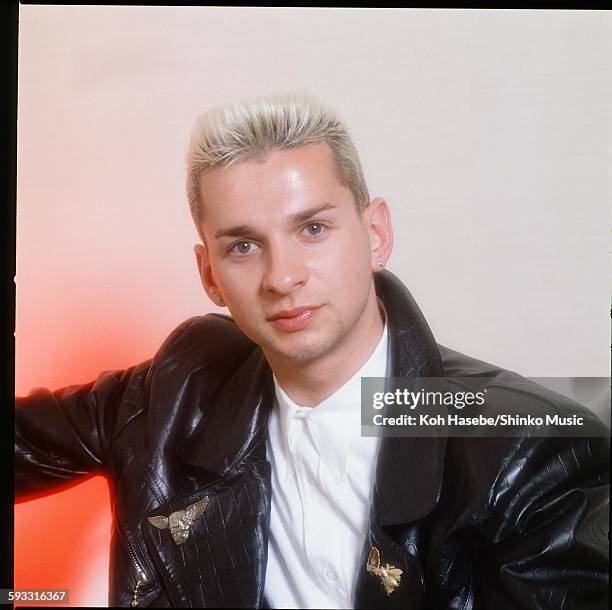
[15,360,151,500]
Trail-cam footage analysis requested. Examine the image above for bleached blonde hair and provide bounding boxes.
[185,92,371,229]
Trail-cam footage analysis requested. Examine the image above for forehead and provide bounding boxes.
[197,143,353,227]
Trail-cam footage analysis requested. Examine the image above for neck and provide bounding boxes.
[266,287,385,407]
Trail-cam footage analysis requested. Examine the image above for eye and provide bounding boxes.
[229,240,257,255]
[302,222,327,238]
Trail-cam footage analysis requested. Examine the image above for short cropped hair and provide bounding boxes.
[185,92,371,229]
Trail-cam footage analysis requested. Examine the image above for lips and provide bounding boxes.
[268,306,321,332]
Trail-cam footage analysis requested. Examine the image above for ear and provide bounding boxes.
[194,243,226,307]
[362,197,393,273]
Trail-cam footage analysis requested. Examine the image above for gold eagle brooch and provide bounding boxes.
[147,496,209,545]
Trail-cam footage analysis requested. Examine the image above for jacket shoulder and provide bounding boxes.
[436,344,609,546]
[110,314,261,455]
[437,343,607,430]
[150,313,258,379]
[438,343,515,380]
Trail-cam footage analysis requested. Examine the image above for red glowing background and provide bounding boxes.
[15,10,220,604]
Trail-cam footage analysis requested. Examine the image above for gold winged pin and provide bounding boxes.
[366,547,403,596]
[147,496,209,545]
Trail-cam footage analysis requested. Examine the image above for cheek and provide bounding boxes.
[217,266,257,300]
[219,277,262,328]
[323,232,371,280]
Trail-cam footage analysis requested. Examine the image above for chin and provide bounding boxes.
[268,334,338,364]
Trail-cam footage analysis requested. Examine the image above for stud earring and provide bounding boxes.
[378,260,386,269]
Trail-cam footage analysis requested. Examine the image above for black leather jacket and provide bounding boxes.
[15,271,609,608]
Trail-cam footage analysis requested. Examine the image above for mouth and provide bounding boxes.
[267,306,322,332]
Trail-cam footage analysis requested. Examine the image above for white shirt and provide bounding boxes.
[264,323,388,609]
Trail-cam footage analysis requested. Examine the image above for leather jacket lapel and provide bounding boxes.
[373,270,447,525]
[352,272,448,607]
[144,345,275,607]
[179,347,275,476]
[375,270,443,380]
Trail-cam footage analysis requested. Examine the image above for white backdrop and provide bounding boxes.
[17,7,612,384]
[15,6,612,605]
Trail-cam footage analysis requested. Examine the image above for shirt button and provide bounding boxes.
[324,569,337,582]
[308,475,319,487]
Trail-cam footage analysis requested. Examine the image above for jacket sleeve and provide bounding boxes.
[479,433,610,609]
[15,360,151,501]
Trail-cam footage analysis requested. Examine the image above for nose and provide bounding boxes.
[261,240,308,296]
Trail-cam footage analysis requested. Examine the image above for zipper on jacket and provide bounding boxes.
[130,568,147,608]
[118,527,151,607]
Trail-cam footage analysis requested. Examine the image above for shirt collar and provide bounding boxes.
[271,309,388,483]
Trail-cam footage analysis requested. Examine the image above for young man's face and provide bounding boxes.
[195,142,392,369]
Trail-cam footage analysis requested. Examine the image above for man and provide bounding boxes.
[15,93,609,608]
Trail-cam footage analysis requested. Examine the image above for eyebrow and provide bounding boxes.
[214,202,337,239]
